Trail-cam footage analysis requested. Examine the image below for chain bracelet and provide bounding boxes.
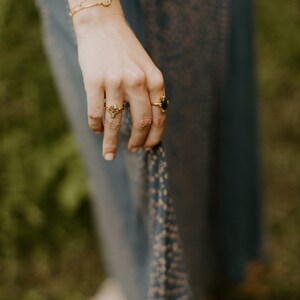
[69,0,112,18]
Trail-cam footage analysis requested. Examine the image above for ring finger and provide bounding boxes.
[144,70,166,149]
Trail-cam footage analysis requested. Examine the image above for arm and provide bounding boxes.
[67,0,166,160]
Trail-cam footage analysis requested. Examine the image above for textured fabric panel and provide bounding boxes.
[138,0,261,297]
[139,1,230,296]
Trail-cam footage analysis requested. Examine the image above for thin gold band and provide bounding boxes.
[104,103,125,119]
[69,0,112,18]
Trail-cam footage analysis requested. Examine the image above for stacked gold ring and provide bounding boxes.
[150,93,170,114]
[104,93,169,119]
[104,103,125,119]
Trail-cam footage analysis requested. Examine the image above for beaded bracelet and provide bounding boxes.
[69,0,112,18]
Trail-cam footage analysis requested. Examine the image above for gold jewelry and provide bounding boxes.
[69,0,112,18]
[150,93,169,114]
[104,103,125,119]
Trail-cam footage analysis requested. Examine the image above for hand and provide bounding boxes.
[72,9,166,161]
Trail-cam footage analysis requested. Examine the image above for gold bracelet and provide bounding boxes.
[69,0,112,18]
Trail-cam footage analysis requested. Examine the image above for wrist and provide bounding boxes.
[69,0,125,33]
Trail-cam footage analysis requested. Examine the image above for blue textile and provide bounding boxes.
[36,0,261,298]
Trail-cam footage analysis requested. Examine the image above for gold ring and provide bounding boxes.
[150,93,169,114]
[104,103,125,119]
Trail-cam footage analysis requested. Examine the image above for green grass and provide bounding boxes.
[255,0,300,298]
[0,0,299,299]
[0,0,104,299]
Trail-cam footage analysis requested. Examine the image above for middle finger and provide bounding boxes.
[103,83,124,160]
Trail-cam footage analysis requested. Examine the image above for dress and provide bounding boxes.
[36,0,261,299]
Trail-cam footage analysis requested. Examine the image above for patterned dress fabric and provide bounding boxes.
[36,0,261,299]
[138,2,230,294]
[146,146,191,300]
[121,110,191,299]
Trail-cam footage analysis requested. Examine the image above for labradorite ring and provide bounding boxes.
[150,94,169,114]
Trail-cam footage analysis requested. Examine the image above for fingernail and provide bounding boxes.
[131,147,139,153]
[145,147,152,152]
[95,131,102,135]
[104,153,115,161]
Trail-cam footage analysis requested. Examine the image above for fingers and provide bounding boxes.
[125,68,152,152]
[86,80,105,134]
[144,68,166,149]
[102,76,124,160]
[84,66,166,160]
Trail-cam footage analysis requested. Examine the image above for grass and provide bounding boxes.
[0,0,104,299]
[255,0,300,298]
[0,0,299,299]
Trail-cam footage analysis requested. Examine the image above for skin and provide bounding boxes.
[67,0,166,161]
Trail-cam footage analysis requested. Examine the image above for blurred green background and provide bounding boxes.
[0,0,299,299]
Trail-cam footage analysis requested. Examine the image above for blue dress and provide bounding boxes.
[36,0,261,299]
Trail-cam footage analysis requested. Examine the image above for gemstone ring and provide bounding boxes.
[150,93,169,114]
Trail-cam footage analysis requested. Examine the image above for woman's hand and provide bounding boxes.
[69,1,166,161]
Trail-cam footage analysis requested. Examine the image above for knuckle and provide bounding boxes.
[153,116,166,128]
[130,139,143,148]
[88,112,102,122]
[84,74,103,90]
[145,140,160,148]
[88,113,102,131]
[126,69,146,87]
[149,68,164,90]
[105,72,122,87]
[135,117,152,129]
[105,118,122,130]
[89,123,102,131]
[103,140,117,150]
